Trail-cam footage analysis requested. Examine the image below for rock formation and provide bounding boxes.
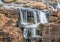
[3,0,14,3]
[0,26,24,42]
[0,8,19,26]
[32,2,47,9]
[0,13,8,28]
[42,9,60,42]
[42,23,60,42]
[0,8,24,42]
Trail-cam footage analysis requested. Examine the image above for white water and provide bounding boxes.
[19,9,24,24]
[57,3,60,8]
[33,11,37,24]
[39,11,48,24]
[19,8,48,40]
[0,0,4,4]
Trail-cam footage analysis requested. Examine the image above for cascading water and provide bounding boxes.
[19,9,24,24]
[57,2,60,8]
[33,11,37,24]
[39,11,48,24]
[0,0,4,4]
[18,8,48,42]
[51,2,60,11]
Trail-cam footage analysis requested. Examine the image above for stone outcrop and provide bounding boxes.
[0,13,8,28]
[42,9,60,42]
[0,8,19,26]
[32,2,47,9]
[57,9,60,17]
[48,9,60,23]
[0,8,24,42]
[42,23,60,42]
[55,0,60,2]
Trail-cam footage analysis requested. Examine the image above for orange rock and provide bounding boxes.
[0,13,8,28]
[57,9,60,17]
[0,26,24,42]
[33,2,47,9]
[0,9,19,26]
[55,0,60,2]
[3,0,13,3]
[43,23,60,42]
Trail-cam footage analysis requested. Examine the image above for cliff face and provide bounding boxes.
[42,9,60,42]
[43,23,60,42]
[0,26,24,42]
[0,8,24,42]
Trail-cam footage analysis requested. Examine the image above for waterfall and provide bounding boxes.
[31,28,37,37]
[57,3,60,8]
[19,9,24,23]
[18,8,48,40]
[39,11,48,24]
[23,28,28,39]
[33,11,37,24]
[0,0,4,4]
